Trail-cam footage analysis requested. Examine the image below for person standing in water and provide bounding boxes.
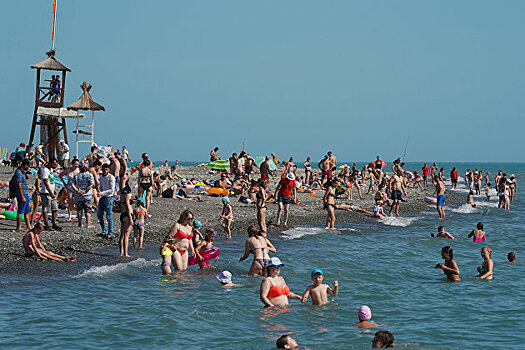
[388,170,406,217]
[434,175,446,219]
[435,246,460,282]
[477,246,494,280]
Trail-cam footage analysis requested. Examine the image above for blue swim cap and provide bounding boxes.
[222,196,230,203]
[193,220,203,228]
[311,269,323,277]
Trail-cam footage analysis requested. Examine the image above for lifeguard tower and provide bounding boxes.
[28,50,83,158]
[67,81,106,158]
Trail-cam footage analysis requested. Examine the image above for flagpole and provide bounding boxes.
[51,0,57,50]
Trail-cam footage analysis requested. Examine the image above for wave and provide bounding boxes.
[380,216,418,227]
[281,227,335,240]
[449,204,481,214]
[75,258,160,278]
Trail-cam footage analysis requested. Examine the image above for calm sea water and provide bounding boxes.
[1,163,524,349]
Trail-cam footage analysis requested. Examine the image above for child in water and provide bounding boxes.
[485,183,491,201]
[430,226,456,239]
[301,269,338,305]
[372,200,385,219]
[194,229,219,269]
[132,198,148,249]
[159,237,175,275]
[217,271,240,287]
[192,219,204,248]
[22,223,76,262]
[506,252,517,263]
[353,305,379,328]
[220,196,233,238]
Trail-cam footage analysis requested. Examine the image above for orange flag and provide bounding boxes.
[51,0,56,41]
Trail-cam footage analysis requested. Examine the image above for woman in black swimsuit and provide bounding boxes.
[323,177,338,229]
[138,160,153,209]
[119,181,133,257]
[256,178,268,233]
[435,246,460,282]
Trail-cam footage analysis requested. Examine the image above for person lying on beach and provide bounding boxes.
[22,223,76,262]
[477,246,494,280]
[301,269,338,305]
[435,246,460,282]
[430,226,456,239]
[353,305,379,328]
[160,181,201,201]
[239,224,276,276]
[332,203,374,216]
[467,190,486,208]
[217,271,241,287]
[372,331,394,348]
[276,335,300,350]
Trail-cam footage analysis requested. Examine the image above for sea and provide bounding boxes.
[1,162,524,349]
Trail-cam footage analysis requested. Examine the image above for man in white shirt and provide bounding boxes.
[59,140,70,168]
[122,146,132,162]
[97,164,116,238]
[40,158,62,230]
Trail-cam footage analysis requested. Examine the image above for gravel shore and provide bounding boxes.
[0,165,464,275]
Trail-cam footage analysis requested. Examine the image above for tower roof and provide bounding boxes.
[31,50,71,72]
[67,81,105,111]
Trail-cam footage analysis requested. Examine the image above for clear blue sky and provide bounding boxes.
[1,1,524,163]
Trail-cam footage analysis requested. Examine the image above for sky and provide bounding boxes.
[1,1,524,163]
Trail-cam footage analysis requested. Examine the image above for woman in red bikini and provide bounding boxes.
[167,210,196,271]
[260,257,301,307]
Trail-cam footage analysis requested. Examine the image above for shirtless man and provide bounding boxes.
[388,171,406,216]
[217,174,230,189]
[430,162,438,186]
[318,155,331,185]
[210,146,220,162]
[82,145,100,167]
[164,165,182,180]
[108,153,120,191]
[327,151,337,171]
[434,175,446,218]
[260,156,272,183]
[88,160,102,206]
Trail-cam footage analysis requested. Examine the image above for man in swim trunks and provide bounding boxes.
[422,163,429,187]
[274,172,296,228]
[327,151,337,171]
[388,170,406,216]
[260,156,272,183]
[450,167,458,189]
[318,155,331,186]
[434,175,446,218]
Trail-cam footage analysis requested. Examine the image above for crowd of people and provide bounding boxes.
[2,142,520,348]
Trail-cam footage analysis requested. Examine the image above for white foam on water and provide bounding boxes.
[281,226,332,240]
[380,216,418,227]
[75,258,160,278]
[449,204,481,214]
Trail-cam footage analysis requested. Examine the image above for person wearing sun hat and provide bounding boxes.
[354,305,379,328]
[217,271,240,287]
[260,257,301,307]
[274,172,296,229]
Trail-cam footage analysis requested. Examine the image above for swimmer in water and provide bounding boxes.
[435,246,460,282]
[506,252,517,263]
[430,226,456,240]
[372,331,394,348]
[301,269,338,305]
[467,190,486,209]
[353,305,379,328]
[217,271,241,287]
[477,246,494,280]
[159,237,175,275]
[276,335,300,350]
[468,222,486,242]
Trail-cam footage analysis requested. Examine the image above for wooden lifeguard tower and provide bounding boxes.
[28,49,71,158]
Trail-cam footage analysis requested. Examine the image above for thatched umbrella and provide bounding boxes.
[67,81,105,158]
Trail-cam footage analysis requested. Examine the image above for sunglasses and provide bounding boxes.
[187,217,194,221]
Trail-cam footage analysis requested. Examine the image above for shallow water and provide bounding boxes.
[1,163,524,349]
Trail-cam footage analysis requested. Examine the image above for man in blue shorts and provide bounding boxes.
[434,175,446,219]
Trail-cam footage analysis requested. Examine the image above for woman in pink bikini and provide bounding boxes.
[468,222,486,242]
[167,210,196,271]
